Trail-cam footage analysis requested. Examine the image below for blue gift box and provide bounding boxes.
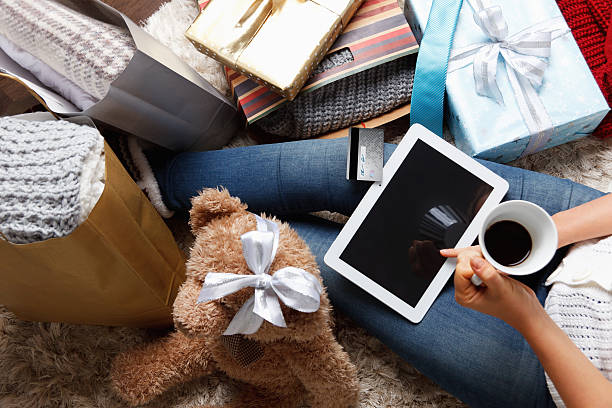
[405,0,610,163]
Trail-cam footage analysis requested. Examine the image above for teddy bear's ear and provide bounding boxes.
[189,188,248,233]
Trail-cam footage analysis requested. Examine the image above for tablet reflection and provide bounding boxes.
[408,239,445,280]
[419,204,468,248]
[409,205,469,280]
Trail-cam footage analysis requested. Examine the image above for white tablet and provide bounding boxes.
[324,124,509,323]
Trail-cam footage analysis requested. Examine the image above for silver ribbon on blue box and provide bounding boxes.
[405,0,609,163]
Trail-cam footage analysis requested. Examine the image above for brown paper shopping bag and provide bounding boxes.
[0,122,186,328]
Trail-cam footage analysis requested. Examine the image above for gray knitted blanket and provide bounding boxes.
[0,118,104,244]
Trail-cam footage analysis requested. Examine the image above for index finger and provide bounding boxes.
[440,246,479,258]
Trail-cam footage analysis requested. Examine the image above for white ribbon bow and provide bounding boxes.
[197,214,323,336]
[447,0,570,157]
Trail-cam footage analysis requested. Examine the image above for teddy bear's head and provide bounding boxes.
[173,188,332,343]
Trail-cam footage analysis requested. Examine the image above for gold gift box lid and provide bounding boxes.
[186,0,363,100]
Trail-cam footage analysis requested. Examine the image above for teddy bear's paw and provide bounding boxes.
[193,386,302,408]
[110,332,216,406]
[226,387,302,408]
[311,388,360,408]
[110,349,167,406]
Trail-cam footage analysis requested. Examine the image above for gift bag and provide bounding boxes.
[0,0,241,152]
[0,114,186,328]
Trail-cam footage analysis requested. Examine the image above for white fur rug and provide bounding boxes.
[0,1,611,407]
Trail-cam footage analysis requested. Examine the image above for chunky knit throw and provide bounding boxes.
[0,0,135,100]
[253,54,415,139]
[0,117,104,244]
[557,0,612,138]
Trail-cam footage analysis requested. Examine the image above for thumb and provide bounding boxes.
[470,257,504,289]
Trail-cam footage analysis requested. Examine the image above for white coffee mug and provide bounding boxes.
[471,200,558,286]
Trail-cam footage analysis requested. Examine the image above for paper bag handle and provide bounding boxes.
[0,71,60,119]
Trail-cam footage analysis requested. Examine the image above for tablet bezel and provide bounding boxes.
[324,124,509,323]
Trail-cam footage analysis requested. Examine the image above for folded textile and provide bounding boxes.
[0,0,135,100]
[557,0,612,138]
[0,117,105,244]
[253,54,415,139]
[0,34,97,110]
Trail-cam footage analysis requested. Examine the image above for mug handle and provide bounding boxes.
[471,274,483,286]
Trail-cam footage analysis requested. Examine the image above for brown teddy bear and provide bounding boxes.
[110,188,359,407]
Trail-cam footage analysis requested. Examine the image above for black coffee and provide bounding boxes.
[484,220,532,266]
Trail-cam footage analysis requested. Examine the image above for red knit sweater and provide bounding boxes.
[557,0,612,138]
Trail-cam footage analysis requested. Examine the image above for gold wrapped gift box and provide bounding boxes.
[186,0,363,100]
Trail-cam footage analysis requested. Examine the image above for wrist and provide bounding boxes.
[552,212,572,248]
[512,303,549,339]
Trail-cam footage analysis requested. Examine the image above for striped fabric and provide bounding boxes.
[224,0,418,123]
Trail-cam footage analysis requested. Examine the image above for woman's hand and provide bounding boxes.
[440,246,543,332]
[442,246,612,407]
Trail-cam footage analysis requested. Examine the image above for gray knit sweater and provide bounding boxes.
[253,53,416,139]
[0,118,103,243]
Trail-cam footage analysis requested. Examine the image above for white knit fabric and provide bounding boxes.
[127,137,175,219]
[78,134,105,224]
[544,236,612,407]
[0,0,135,100]
[0,34,97,111]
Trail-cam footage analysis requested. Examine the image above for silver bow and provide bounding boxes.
[197,214,323,336]
[447,0,570,157]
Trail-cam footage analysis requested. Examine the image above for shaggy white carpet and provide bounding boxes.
[1,1,611,407]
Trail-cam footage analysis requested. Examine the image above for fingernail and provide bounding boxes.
[440,249,450,255]
[471,258,484,269]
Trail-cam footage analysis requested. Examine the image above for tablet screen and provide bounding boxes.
[339,139,494,307]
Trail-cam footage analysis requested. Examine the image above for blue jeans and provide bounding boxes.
[153,139,605,408]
